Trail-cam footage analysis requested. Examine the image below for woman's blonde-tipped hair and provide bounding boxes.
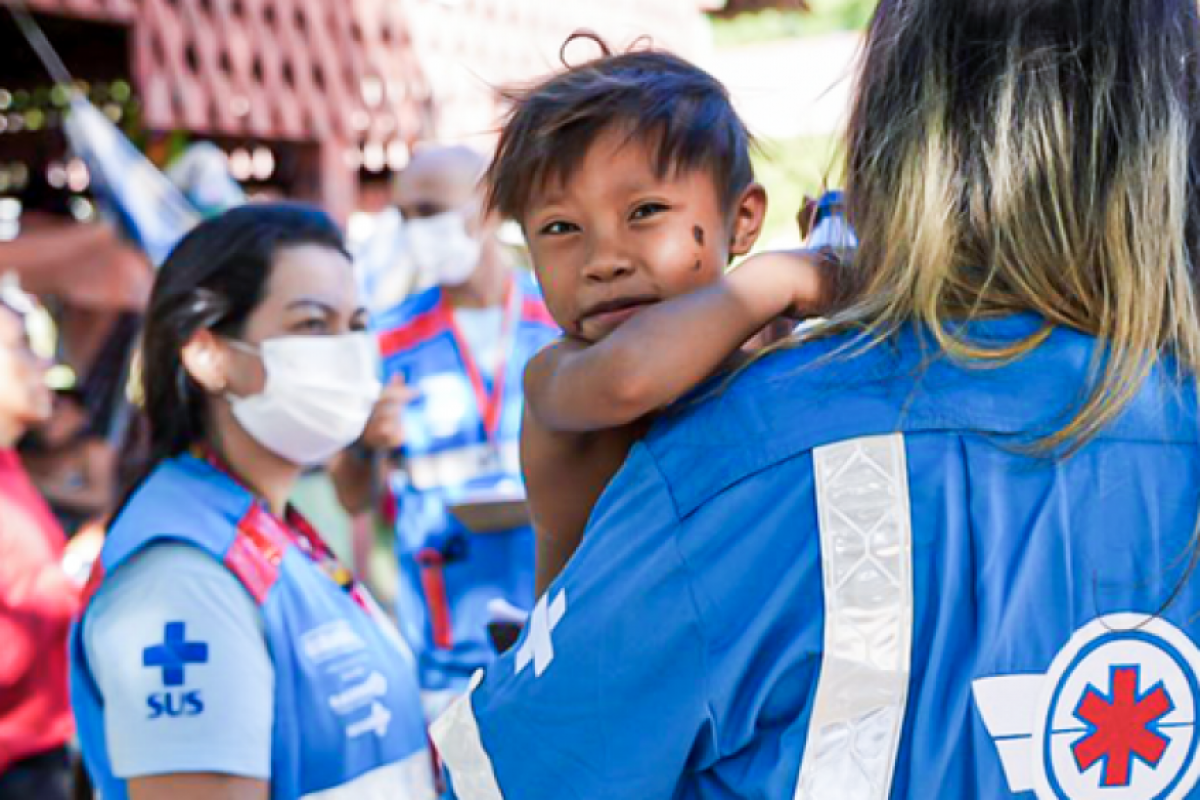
[834,0,1200,451]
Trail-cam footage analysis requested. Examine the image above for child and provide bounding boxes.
[486,37,840,594]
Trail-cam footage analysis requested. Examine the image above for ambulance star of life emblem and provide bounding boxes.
[974,614,1200,799]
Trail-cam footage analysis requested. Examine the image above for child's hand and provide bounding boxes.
[733,249,831,319]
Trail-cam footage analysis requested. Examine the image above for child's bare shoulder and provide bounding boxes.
[525,415,647,465]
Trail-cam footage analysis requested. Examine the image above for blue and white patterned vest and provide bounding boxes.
[373,274,558,693]
[70,455,435,800]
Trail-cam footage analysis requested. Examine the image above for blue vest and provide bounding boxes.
[433,315,1200,800]
[373,276,558,692]
[70,455,434,800]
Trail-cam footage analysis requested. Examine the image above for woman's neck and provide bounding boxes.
[207,404,299,517]
[442,244,509,309]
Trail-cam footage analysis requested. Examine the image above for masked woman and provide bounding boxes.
[70,205,435,800]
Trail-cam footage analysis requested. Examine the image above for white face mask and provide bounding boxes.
[405,209,483,287]
[226,333,382,466]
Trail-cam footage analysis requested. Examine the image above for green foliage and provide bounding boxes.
[712,0,875,48]
[751,134,844,246]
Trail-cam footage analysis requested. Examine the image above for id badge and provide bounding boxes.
[476,442,503,477]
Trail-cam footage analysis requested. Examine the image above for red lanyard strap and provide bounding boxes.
[441,279,520,442]
[415,547,454,650]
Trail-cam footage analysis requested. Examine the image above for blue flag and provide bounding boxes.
[165,142,246,219]
[63,98,199,268]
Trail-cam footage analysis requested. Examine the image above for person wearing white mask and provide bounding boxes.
[331,146,558,715]
[70,205,436,800]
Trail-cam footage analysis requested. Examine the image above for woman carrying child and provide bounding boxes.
[437,4,1200,797]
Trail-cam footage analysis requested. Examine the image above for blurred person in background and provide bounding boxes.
[70,204,435,800]
[331,145,558,717]
[0,293,78,800]
[20,389,118,535]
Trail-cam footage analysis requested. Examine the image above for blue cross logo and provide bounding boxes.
[143,622,208,687]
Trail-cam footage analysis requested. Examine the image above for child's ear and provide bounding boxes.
[729,182,768,257]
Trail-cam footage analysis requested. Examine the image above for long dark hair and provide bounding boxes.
[123,203,348,497]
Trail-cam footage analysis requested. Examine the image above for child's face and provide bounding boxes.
[523,129,764,342]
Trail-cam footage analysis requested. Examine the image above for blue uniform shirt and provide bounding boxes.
[432,316,1200,799]
[72,455,434,800]
[374,275,558,694]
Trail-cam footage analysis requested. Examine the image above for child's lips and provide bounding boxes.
[577,296,659,333]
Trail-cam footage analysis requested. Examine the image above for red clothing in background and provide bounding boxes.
[0,448,78,774]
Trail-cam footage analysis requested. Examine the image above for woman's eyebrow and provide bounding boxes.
[285,298,336,314]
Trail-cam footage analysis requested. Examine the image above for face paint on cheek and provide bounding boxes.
[693,225,706,271]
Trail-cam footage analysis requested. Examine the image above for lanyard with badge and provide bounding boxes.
[439,277,521,473]
[416,280,522,651]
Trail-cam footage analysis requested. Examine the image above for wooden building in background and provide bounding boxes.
[2,0,718,218]
[0,0,719,458]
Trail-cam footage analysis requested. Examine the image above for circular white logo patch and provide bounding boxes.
[1032,614,1200,799]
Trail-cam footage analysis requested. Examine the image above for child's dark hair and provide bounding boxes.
[486,33,755,224]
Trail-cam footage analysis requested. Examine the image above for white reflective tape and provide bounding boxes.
[421,687,463,723]
[299,748,437,800]
[405,441,521,491]
[515,589,566,678]
[430,670,505,800]
[993,737,1037,794]
[972,674,1045,739]
[971,673,1045,793]
[796,434,914,800]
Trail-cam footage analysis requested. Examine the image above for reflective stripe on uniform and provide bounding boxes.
[430,670,504,800]
[795,433,915,800]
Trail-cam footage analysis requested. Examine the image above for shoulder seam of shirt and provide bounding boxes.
[642,442,684,520]
[669,505,721,762]
[663,441,817,521]
[646,444,722,757]
[104,539,241,583]
[85,541,263,640]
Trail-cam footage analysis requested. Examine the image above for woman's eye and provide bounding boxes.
[294,318,328,333]
[539,220,579,236]
[630,203,669,221]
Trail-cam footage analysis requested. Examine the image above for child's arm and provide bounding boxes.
[524,249,830,433]
[522,406,645,595]
[521,250,834,595]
